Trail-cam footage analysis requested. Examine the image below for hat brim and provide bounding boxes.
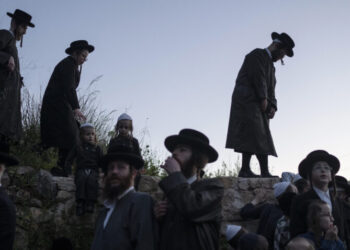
[102,152,144,171]
[271,32,293,57]
[164,135,218,163]
[7,12,35,28]
[0,152,19,166]
[65,45,94,55]
[298,154,340,179]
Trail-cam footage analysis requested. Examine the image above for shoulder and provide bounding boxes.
[0,29,13,40]
[193,177,224,191]
[129,191,154,210]
[56,56,76,70]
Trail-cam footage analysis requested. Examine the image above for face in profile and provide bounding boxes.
[74,49,89,65]
[15,23,27,41]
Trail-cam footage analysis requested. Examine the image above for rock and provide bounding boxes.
[15,166,35,175]
[2,171,10,187]
[33,169,58,200]
[56,190,73,202]
[138,175,161,192]
[30,198,43,208]
[53,176,76,192]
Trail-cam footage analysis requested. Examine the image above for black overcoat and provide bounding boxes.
[159,172,224,250]
[290,189,346,241]
[226,48,277,156]
[0,30,23,141]
[0,187,16,250]
[40,56,80,149]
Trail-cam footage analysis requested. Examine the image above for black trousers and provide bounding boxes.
[74,169,99,202]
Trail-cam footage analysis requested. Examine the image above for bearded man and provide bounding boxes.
[91,145,158,250]
[155,129,224,250]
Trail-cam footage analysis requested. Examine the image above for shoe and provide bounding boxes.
[261,171,278,178]
[238,169,259,178]
[76,203,85,216]
[85,202,95,213]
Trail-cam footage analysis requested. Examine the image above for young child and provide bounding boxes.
[65,123,103,216]
[299,200,345,250]
[108,113,143,190]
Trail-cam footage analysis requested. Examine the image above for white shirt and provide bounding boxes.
[187,175,197,185]
[103,186,134,228]
[265,48,272,59]
[313,187,332,212]
[8,29,14,37]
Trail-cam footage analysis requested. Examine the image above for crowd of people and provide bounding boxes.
[0,8,350,250]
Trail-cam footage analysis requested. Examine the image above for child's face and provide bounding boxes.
[117,120,132,136]
[318,204,334,232]
[82,127,96,145]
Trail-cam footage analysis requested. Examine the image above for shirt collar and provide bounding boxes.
[103,186,134,208]
[187,175,197,184]
[265,48,272,59]
[313,186,330,197]
[8,29,14,37]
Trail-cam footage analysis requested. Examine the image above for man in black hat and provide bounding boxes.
[0,143,19,250]
[226,32,295,178]
[41,40,94,176]
[155,128,224,250]
[0,9,35,150]
[290,150,347,245]
[91,145,158,250]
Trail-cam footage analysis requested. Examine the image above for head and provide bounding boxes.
[329,176,350,201]
[307,200,334,234]
[103,159,137,201]
[276,184,298,217]
[285,237,315,250]
[237,233,268,250]
[10,19,28,41]
[172,144,208,178]
[71,49,89,66]
[116,119,133,137]
[310,161,332,190]
[226,225,248,249]
[294,178,310,194]
[268,42,288,62]
[80,125,96,145]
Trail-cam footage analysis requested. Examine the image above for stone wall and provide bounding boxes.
[3,166,280,250]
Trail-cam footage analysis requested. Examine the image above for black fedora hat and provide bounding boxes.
[164,128,218,163]
[0,142,19,166]
[298,150,340,179]
[65,40,94,55]
[271,32,295,57]
[102,145,144,172]
[7,9,35,28]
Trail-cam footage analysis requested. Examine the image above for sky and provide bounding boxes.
[1,0,350,178]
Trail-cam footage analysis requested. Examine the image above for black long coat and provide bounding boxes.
[290,189,346,241]
[226,49,277,156]
[159,172,224,250]
[0,187,16,250]
[0,30,23,141]
[40,56,81,149]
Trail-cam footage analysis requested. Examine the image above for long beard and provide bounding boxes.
[103,172,133,201]
[174,156,195,179]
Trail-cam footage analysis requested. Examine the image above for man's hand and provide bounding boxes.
[7,56,15,72]
[325,224,338,241]
[251,189,266,205]
[261,99,268,112]
[268,107,276,119]
[154,200,168,220]
[160,157,181,175]
[74,109,86,122]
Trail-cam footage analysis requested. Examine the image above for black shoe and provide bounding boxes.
[238,169,259,178]
[261,171,278,178]
[76,203,85,216]
[85,202,95,213]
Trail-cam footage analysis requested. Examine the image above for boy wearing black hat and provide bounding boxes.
[0,9,35,150]
[0,144,19,250]
[91,145,157,250]
[290,150,347,244]
[226,32,295,178]
[155,129,224,250]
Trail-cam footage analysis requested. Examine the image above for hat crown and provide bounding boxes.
[179,129,209,145]
[70,40,89,48]
[12,9,32,21]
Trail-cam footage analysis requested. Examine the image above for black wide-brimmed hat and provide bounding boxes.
[271,32,295,57]
[298,150,340,179]
[102,145,144,172]
[164,128,218,163]
[0,142,19,166]
[7,9,35,28]
[65,40,94,55]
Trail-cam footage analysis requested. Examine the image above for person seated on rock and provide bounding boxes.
[240,181,298,250]
[0,142,19,250]
[65,123,103,216]
[298,200,345,250]
[237,233,269,250]
[289,150,347,244]
[285,237,315,250]
[91,145,157,250]
[282,172,310,194]
[226,224,248,249]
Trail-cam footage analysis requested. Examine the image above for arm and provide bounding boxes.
[59,60,80,110]
[133,137,141,156]
[0,31,13,68]
[246,52,268,103]
[159,172,224,222]
[319,240,345,250]
[289,195,307,238]
[240,203,267,220]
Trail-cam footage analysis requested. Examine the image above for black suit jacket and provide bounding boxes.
[290,189,345,241]
[0,187,16,250]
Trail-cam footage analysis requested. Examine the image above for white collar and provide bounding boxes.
[103,186,134,208]
[8,29,14,37]
[187,175,197,184]
[313,186,330,197]
[265,48,272,59]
